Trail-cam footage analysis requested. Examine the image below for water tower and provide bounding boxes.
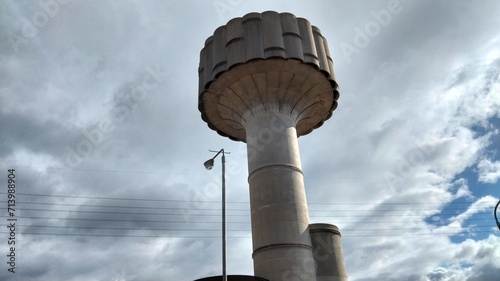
[198,11,348,281]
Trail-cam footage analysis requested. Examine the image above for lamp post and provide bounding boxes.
[204,149,228,281]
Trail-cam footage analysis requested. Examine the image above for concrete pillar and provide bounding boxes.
[309,224,348,281]
[246,112,316,281]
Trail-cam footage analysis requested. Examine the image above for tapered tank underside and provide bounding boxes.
[202,59,337,142]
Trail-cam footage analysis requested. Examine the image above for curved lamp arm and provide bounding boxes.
[495,199,500,231]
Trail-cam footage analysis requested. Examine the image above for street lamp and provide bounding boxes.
[204,149,228,281]
[495,199,500,231]
[204,159,215,170]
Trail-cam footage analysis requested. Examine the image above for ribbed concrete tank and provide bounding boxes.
[198,11,345,281]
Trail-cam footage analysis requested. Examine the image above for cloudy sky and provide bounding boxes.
[1,0,499,280]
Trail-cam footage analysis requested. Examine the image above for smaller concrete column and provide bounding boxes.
[309,224,348,281]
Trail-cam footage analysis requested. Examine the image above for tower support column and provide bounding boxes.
[246,112,317,281]
[309,224,348,281]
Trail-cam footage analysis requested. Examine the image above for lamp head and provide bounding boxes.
[204,159,214,170]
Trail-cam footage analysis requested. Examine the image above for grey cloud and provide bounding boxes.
[466,263,500,281]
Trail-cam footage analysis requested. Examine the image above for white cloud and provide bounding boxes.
[478,158,500,184]
[447,196,497,229]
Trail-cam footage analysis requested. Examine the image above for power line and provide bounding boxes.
[11,207,492,218]
[0,229,494,239]
[0,215,249,224]
[2,200,492,213]
[1,223,492,233]
[0,215,490,225]
[1,199,494,214]
[0,200,252,212]
[1,200,216,210]
[1,192,495,206]
[0,192,213,203]
[0,231,242,239]
[15,207,250,217]
[5,224,251,232]
[0,165,210,176]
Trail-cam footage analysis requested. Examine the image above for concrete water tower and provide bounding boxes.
[198,11,348,281]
